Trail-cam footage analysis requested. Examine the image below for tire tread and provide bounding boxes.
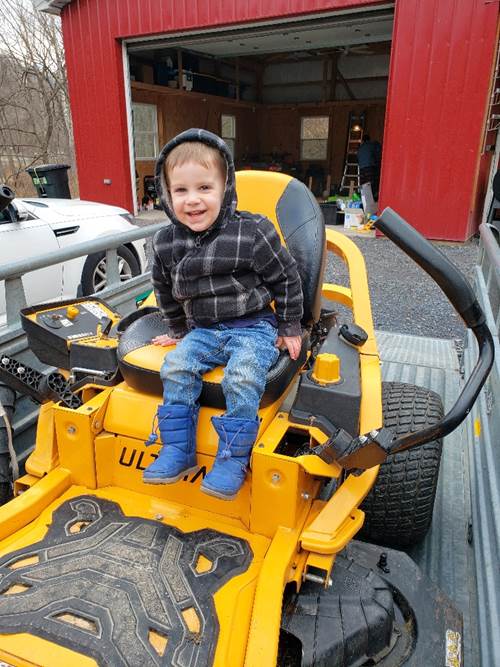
[359,381,444,547]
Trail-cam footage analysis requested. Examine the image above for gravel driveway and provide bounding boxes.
[325,232,480,341]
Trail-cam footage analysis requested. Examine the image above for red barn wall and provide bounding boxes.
[61,0,499,239]
[379,0,499,240]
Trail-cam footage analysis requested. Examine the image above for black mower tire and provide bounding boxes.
[359,381,444,548]
[80,245,140,295]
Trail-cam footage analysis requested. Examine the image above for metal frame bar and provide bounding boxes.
[1,223,164,328]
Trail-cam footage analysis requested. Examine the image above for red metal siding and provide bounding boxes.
[379,0,498,240]
[61,0,498,239]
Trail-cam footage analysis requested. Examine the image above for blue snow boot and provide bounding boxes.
[143,404,198,484]
[201,416,259,500]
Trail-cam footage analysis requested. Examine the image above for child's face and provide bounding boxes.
[168,160,225,233]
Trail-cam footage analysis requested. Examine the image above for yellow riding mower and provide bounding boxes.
[0,172,493,667]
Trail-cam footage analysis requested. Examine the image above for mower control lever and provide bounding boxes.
[0,184,14,213]
[374,208,494,454]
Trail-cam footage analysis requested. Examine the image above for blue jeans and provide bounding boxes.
[160,321,279,419]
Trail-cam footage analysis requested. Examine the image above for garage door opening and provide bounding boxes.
[124,6,394,217]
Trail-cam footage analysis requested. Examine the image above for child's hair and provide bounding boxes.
[164,141,227,183]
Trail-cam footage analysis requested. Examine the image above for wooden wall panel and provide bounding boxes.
[132,82,259,201]
[259,101,386,190]
[131,82,385,200]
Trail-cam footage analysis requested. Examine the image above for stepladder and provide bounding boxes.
[339,112,365,196]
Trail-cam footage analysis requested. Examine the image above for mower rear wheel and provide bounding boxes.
[360,381,444,548]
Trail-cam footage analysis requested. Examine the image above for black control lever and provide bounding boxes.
[0,184,14,213]
[375,209,494,454]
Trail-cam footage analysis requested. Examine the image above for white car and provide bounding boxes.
[0,196,147,327]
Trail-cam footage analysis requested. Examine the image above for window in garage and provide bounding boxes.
[221,114,236,156]
[132,102,159,160]
[300,116,329,160]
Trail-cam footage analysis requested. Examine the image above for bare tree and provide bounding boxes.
[0,0,75,194]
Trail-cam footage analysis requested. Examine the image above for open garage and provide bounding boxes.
[126,8,393,214]
[39,0,499,240]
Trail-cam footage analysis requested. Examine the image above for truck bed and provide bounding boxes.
[378,330,478,667]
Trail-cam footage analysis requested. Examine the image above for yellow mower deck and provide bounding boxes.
[0,484,270,667]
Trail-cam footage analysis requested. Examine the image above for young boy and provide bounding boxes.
[143,128,303,500]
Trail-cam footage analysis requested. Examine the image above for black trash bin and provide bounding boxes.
[319,202,338,225]
[26,163,71,198]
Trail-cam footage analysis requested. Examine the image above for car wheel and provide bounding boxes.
[80,245,140,295]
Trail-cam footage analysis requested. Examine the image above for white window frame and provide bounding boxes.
[132,102,159,160]
[300,116,329,161]
[221,114,236,157]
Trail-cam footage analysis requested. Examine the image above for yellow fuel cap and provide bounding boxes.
[66,305,80,320]
[312,353,341,384]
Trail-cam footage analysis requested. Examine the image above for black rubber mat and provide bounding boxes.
[0,495,253,666]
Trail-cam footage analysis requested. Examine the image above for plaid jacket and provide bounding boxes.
[152,129,303,338]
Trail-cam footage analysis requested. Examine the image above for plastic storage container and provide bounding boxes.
[344,208,365,229]
[26,164,71,198]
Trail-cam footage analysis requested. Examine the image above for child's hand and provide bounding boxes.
[151,334,181,346]
[276,335,302,360]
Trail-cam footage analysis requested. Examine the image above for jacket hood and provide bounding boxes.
[154,128,237,232]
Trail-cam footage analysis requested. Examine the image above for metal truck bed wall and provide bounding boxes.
[463,222,500,667]
[377,222,500,667]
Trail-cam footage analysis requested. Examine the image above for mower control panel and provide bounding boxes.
[21,297,122,372]
[32,300,118,342]
[26,299,120,345]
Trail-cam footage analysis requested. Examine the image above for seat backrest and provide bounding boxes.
[236,170,326,326]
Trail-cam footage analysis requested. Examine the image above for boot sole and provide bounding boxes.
[200,483,236,501]
[143,465,198,485]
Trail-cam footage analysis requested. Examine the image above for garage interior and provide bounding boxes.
[126,6,394,213]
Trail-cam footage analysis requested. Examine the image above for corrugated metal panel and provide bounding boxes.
[62,1,133,210]
[379,0,499,241]
[377,331,478,666]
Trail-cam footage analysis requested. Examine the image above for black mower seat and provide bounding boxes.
[117,171,325,410]
[117,309,308,408]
